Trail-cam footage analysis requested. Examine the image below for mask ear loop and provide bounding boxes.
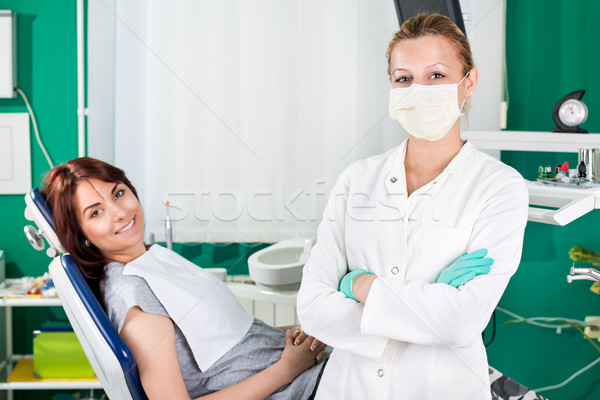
[459,96,468,114]
[458,71,471,114]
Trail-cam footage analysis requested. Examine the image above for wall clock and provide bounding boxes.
[552,90,588,133]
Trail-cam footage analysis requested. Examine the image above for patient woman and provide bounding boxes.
[42,157,327,400]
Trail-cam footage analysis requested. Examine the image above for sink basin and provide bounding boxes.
[248,238,314,292]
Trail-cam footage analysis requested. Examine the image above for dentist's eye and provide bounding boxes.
[430,72,445,80]
[395,76,411,84]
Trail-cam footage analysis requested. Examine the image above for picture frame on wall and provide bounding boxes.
[0,113,31,194]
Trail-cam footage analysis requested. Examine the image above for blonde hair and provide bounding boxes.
[386,13,474,76]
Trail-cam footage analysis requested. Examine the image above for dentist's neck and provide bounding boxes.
[403,126,464,197]
[405,125,464,173]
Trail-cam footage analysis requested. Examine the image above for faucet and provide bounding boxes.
[163,200,173,251]
[567,263,600,283]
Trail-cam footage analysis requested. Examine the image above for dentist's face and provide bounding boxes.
[73,178,146,263]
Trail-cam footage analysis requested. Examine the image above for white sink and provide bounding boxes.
[248,238,314,292]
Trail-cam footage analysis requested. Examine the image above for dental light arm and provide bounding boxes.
[23,188,66,258]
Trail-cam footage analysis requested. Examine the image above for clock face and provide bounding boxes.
[558,99,588,127]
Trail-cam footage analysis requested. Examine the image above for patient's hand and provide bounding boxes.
[279,330,327,380]
[279,324,325,355]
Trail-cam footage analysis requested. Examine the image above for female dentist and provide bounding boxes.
[297,13,528,400]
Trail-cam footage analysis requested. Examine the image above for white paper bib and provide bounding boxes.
[123,245,253,371]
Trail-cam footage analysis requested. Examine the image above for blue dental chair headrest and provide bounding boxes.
[30,187,56,231]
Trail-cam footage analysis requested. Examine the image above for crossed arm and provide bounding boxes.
[120,307,325,400]
[298,171,528,352]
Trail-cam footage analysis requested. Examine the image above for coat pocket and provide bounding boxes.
[431,367,491,400]
[419,226,472,283]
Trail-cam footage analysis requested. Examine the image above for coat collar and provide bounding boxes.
[384,139,474,180]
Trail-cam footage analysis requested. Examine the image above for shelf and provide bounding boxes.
[463,130,600,152]
[527,181,600,225]
[462,131,600,225]
[0,358,101,390]
[0,294,101,394]
[0,297,61,307]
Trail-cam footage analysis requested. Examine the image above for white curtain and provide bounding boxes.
[94,0,402,242]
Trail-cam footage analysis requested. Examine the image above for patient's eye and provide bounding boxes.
[90,209,102,218]
[115,189,124,199]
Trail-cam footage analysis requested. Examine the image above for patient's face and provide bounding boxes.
[73,178,146,264]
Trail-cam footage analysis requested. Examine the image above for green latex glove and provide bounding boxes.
[436,248,494,288]
[339,269,374,301]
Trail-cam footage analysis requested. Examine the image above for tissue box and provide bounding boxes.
[33,320,95,379]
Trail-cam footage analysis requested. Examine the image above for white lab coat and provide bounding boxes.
[297,140,528,400]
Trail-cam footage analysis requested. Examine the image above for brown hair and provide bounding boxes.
[41,157,139,296]
[386,13,474,76]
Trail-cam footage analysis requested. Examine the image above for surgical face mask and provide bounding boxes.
[389,73,469,142]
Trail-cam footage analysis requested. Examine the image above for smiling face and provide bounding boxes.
[73,178,146,264]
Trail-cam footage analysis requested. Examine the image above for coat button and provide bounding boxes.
[378,368,384,377]
[391,266,399,275]
[390,176,397,183]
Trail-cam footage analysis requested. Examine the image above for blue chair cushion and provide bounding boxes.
[61,254,148,400]
[30,187,56,231]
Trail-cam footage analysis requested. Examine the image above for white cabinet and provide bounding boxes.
[0,297,101,400]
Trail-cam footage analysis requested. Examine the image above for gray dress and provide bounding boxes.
[101,262,325,399]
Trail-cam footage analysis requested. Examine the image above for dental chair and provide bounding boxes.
[23,188,148,400]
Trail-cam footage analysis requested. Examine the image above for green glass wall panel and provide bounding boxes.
[486,1,600,399]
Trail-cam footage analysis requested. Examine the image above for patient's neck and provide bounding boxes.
[104,241,147,265]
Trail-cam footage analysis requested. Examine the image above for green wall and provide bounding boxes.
[2,1,600,399]
[485,1,600,399]
[0,1,78,275]
[0,1,78,399]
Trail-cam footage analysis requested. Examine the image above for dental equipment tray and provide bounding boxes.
[527,180,600,225]
[536,178,600,189]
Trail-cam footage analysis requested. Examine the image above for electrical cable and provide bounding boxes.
[15,87,54,169]
[495,307,600,331]
[496,307,600,392]
[502,21,509,110]
[533,357,600,392]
